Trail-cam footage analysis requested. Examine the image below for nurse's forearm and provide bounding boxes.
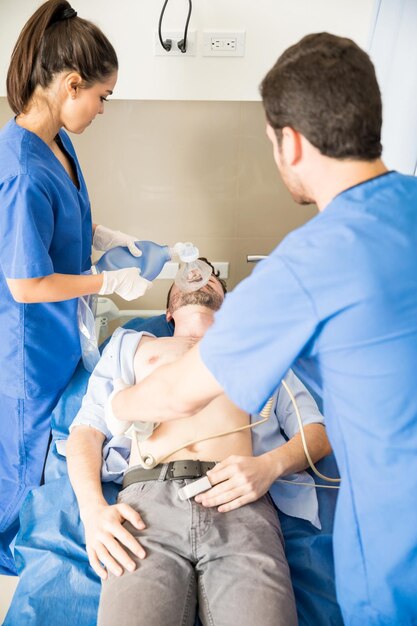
[113,344,223,423]
[67,426,107,517]
[6,273,103,303]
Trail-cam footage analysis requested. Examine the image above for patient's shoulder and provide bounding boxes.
[134,334,167,359]
[106,328,157,366]
[133,332,161,360]
[137,334,158,348]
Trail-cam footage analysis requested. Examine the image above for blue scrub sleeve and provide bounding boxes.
[0,174,54,278]
[200,254,319,414]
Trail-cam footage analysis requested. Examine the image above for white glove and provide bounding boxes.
[99,267,152,301]
[93,224,142,257]
[106,378,131,436]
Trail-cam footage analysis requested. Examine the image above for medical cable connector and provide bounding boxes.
[174,242,212,293]
[178,476,212,501]
[93,240,187,281]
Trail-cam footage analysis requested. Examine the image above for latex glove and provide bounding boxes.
[93,224,142,257]
[194,454,277,512]
[105,378,132,435]
[99,267,152,301]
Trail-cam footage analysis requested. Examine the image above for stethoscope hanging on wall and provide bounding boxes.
[158,0,193,53]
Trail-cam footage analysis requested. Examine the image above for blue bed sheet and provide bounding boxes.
[4,316,343,626]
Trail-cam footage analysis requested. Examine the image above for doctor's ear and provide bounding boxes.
[280,127,303,166]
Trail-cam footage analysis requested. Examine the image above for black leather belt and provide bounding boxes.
[122,460,216,490]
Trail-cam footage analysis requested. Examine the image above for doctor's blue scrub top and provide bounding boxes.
[0,119,92,398]
[200,171,417,626]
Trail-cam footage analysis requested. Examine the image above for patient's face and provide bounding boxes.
[168,275,225,315]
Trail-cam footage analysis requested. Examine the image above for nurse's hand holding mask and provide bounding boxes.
[93,224,142,257]
[93,225,149,300]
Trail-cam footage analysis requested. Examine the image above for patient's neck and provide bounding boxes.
[172,305,215,339]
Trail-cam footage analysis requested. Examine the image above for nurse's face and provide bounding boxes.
[266,123,313,205]
[61,71,118,134]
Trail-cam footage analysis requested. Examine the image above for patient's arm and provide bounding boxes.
[195,423,332,512]
[67,426,146,579]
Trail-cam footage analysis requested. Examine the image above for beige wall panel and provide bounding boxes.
[0,97,317,312]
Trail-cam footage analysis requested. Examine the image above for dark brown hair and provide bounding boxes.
[165,257,227,309]
[260,32,382,160]
[7,0,118,114]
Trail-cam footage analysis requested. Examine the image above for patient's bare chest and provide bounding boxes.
[133,336,198,382]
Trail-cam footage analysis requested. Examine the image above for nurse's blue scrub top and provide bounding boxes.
[0,119,92,399]
[200,172,417,625]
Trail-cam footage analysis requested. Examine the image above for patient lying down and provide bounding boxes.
[67,260,330,626]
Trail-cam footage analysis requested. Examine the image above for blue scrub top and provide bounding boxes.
[200,171,417,624]
[0,119,92,399]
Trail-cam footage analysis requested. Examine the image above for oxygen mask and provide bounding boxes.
[173,242,212,293]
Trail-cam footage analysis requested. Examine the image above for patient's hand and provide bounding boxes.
[194,454,277,513]
[81,502,147,580]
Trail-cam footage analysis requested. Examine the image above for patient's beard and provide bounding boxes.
[168,285,223,315]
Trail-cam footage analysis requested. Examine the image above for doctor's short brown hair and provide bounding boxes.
[260,32,382,161]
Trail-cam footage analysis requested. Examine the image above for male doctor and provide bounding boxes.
[110,33,417,626]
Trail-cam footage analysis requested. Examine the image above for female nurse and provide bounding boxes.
[0,0,149,575]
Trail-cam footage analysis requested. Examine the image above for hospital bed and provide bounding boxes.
[4,302,343,626]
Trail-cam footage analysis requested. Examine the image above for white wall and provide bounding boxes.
[0,0,374,100]
[368,0,417,175]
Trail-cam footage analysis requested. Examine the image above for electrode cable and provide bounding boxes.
[132,380,341,488]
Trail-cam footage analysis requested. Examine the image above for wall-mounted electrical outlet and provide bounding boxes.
[211,37,237,52]
[154,31,196,56]
[203,32,245,57]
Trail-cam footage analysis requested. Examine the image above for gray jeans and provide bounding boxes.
[98,478,298,626]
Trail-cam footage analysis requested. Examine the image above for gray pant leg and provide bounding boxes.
[98,480,297,626]
[196,495,298,626]
[98,554,196,626]
[97,481,197,626]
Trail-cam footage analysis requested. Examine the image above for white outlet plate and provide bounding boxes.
[154,30,196,56]
[203,31,245,57]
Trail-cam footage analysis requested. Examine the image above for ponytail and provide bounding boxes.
[7,0,118,114]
